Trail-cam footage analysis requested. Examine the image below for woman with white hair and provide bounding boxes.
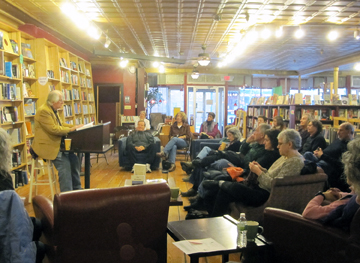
[135,110,150,130]
[0,128,13,191]
[210,129,304,217]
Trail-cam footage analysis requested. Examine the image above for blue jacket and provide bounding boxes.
[0,190,36,263]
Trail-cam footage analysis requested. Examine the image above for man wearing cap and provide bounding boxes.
[199,112,220,139]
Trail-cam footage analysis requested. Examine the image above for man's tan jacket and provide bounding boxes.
[32,103,73,160]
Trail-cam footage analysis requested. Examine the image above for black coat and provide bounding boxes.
[301,132,327,154]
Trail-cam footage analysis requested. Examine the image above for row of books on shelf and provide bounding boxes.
[86,79,92,88]
[88,93,94,101]
[61,70,69,83]
[0,83,21,100]
[22,63,36,78]
[71,74,78,85]
[59,58,68,68]
[7,128,21,144]
[70,61,77,71]
[12,149,21,167]
[249,93,360,106]
[24,99,36,116]
[74,103,81,114]
[85,116,95,124]
[10,169,28,188]
[82,104,94,114]
[64,105,72,117]
[66,116,95,125]
[1,106,19,123]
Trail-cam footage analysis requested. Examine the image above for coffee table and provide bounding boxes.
[167,215,272,263]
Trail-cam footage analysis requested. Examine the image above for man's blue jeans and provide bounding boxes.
[163,137,188,164]
[52,151,81,192]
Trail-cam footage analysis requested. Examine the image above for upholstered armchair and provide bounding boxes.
[190,138,222,160]
[263,206,360,263]
[32,184,171,263]
[118,136,161,170]
[229,170,328,224]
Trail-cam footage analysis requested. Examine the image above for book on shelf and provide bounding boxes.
[341,95,349,105]
[24,99,36,116]
[324,94,331,105]
[304,95,311,105]
[60,58,68,68]
[338,109,347,118]
[11,149,21,168]
[5,61,12,77]
[314,95,321,105]
[7,128,21,144]
[332,94,341,105]
[0,31,3,50]
[294,93,303,104]
[23,82,34,97]
[12,64,19,78]
[283,95,289,105]
[0,50,4,75]
[25,121,33,135]
[1,31,12,53]
[21,43,33,59]
[10,39,18,54]
[276,96,284,105]
[350,94,358,105]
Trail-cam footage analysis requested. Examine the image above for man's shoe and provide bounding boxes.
[188,194,199,203]
[156,151,167,159]
[180,162,194,174]
[168,163,176,172]
[182,176,190,182]
[146,163,152,173]
[181,188,198,197]
[192,159,202,167]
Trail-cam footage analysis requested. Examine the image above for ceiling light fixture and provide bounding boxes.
[327,30,338,41]
[87,26,101,40]
[159,64,165,73]
[191,68,200,79]
[152,61,160,67]
[104,36,111,48]
[354,63,360,71]
[275,26,283,38]
[294,27,304,39]
[354,29,360,40]
[261,28,271,39]
[119,59,128,68]
[198,44,211,66]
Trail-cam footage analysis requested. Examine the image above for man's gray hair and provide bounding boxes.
[227,127,242,141]
[0,128,12,172]
[342,137,360,192]
[258,123,271,135]
[302,113,314,123]
[278,129,302,150]
[47,90,62,106]
[341,122,355,135]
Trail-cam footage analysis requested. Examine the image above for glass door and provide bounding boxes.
[187,86,225,135]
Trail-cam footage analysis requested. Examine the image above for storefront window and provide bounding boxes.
[147,87,184,116]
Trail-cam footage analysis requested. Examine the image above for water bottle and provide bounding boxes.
[237,213,247,248]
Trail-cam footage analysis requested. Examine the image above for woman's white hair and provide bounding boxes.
[278,129,302,150]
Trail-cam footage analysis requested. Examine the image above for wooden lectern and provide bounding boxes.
[67,122,113,189]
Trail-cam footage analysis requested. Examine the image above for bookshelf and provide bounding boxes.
[0,22,33,189]
[34,38,96,126]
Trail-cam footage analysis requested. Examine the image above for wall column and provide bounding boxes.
[333,67,339,95]
[298,75,301,92]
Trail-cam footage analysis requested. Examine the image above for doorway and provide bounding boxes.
[187,86,225,134]
[95,84,123,132]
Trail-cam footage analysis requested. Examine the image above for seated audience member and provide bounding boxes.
[302,188,354,220]
[298,113,312,152]
[180,126,241,175]
[209,129,304,217]
[304,122,354,190]
[181,124,271,197]
[126,120,155,173]
[199,112,220,139]
[252,115,267,131]
[186,129,281,212]
[272,116,286,131]
[304,138,360,230]
[157,111,192,172]
[134,110,151,130]
[0,128,45,263]
[300,119,327,154]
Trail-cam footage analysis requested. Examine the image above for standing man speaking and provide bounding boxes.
[32,90,84,192]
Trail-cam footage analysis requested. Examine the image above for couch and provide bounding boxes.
[263,206,360,263]
[32,184,171,263]
[118,136,161,170]
[229,170,328,224]
[190,138,222,160]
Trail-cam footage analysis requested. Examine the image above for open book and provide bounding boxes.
[76,122,94,131]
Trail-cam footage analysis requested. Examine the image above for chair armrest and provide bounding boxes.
[32,195,55,246]
[272,173,328,187]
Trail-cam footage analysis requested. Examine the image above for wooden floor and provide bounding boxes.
[19,151,241,263]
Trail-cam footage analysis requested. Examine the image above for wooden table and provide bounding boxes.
[167,215,271,263]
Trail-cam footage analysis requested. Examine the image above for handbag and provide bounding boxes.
[243,171,259,189]
[226,167,244,182]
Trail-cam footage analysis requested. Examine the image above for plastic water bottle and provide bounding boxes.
[237,213,247,248]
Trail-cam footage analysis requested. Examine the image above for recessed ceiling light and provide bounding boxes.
[327,30,338,41]
[294,28,305,39]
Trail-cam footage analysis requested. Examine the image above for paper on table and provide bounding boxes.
[76,122,94,131]
[173,238,227,255]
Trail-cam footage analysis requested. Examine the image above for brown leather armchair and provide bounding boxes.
[263,206,360,263]
[32,184,171,263]
[229,170,328,224]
